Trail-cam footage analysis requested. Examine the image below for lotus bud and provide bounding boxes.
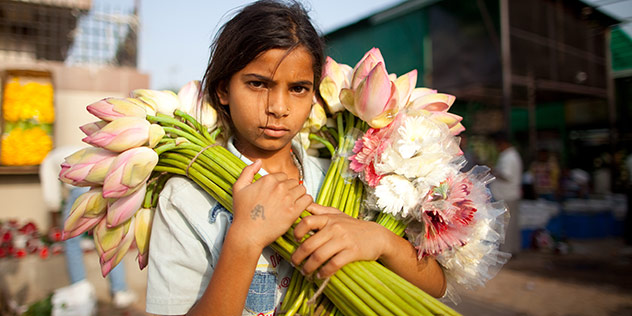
[177,80,201,116]
[106,183,146,227]
[82,116,164,152]
[148,124,165,148]
[319,57,352,114]
[94,216,135,277]
[102,147,158,198]
[305,102,327,133]
[134,207,154,269]
[59,147,118,186]
[79,121,108,137]
[131,89,180,116]
[342,61,399,129]
[87,98,150,122]
[351,47,386,90]
[63,188,108,239]
[198,102,218,129]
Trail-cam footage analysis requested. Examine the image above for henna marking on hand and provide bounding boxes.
[250,204,265,220]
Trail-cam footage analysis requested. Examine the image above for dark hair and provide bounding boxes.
[201,0,325,136]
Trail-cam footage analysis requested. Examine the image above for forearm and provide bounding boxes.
[379,230,446,298]
[187,226,262,316]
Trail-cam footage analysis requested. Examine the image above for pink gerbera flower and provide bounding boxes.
[414,174,477,258]
[349,125,393,187]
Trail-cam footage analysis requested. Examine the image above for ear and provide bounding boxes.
[216,80,229,105]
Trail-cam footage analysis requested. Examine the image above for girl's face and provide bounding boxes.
[218,46,315,157]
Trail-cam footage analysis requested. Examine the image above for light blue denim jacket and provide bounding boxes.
[146,140,328,315]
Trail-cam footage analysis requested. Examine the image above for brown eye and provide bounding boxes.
[290,85,309,94]
[248,81,266,89]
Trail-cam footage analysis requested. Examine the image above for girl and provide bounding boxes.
[146,1,446,315]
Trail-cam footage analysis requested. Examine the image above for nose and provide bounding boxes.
[265,88,289,118]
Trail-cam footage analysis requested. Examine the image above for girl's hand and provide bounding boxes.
[231,160,313,251]
[291,203,391,278]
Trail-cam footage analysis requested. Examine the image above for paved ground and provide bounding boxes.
[2,238,631,316]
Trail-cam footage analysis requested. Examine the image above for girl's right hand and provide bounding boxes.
[231,160,312,251]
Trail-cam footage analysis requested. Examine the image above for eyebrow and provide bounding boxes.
[243,73,313,87]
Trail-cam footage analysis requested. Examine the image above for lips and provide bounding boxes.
[260,125,290,138]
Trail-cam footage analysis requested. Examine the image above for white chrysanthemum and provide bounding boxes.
[394,114,446,159]
[374,175,420,217]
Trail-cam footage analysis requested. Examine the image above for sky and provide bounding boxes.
[136,0,404,90]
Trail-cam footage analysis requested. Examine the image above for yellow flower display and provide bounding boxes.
[2,78,55,124]
[0,126,53,165]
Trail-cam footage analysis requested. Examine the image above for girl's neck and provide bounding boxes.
[233,137,301,181]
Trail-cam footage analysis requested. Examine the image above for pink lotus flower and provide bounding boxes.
[62,188,108,240]
[79,121,108,137]
[340,48,417,128]
[59,147,118,186]
[82,116,165,152]
[94,216,135,277]
[102,147,158,198]
[414,175,477,258]
[106,183,146,227]
[319,57,352,113]
[87,98,153,122]
[407,88,464,135]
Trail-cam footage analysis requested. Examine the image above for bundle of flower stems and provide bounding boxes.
[148,110,460,316]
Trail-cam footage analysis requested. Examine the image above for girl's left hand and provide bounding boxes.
[291,203,391,278]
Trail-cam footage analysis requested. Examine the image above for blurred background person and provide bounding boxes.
[39,146,137,314]
[489,132,523,256]
[529,149,560,201]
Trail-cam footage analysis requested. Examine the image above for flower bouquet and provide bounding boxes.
[59,48,509,315]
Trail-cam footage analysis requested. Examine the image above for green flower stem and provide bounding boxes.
[158,158,232,208]
[173,143,243,180]
[281,270,303,312]
[162,126,207,147]
[325,127,339,145]
[142,182,155,209]
[339,179,356,216]
[338,179,354,215]
[160,153,233,195]
[345,263,413,316]
[328,159,347,209]
[147,114,199,137]
[352,181,363,218]
[337,113,344,146]
[335,268,394,316]
[284,280,308,316]
[173,109,214,143]
[376,213,407,237]
[309,133,335,157]
[326,275,374,316]
[359,263,433,316]
[171,147,237,184]
[151,175,171,208]
[368,263,460,316]
[315,155,341,205]
[321,282,359,316]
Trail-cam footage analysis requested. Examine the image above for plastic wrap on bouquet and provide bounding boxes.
[432,166,512,304]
